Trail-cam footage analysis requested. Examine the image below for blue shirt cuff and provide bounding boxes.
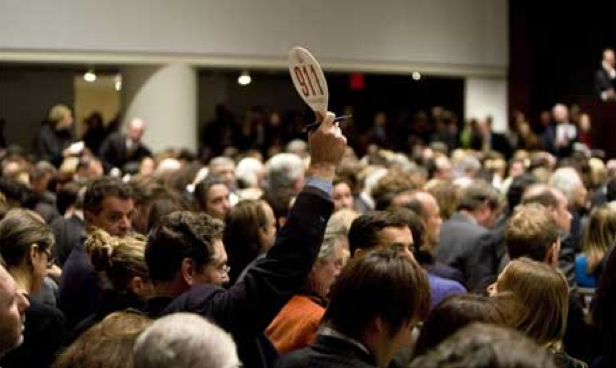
[304,176,333,196]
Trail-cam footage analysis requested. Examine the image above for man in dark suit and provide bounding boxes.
[470,117,512,159]
[99,118,152,172]
[275,249,430,368]
[435,181,501,286]
[58,177,134,327]
[596,48,615,102]
[144,112,347,368]
[465,173,538,292]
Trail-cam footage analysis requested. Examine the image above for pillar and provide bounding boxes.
[122,64,197,152]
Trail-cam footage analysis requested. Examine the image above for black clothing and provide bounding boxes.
[471,132,513,158]
[0,296,67,368]
[436,212,487,286]
[149,187,333,368]
[83,125,108,155]
[58,237,102,328]
[466,215,509,292]
[275,335,376,368]
[595,68,615,98]
[99,132,152,172]
[50,214,85,266]
[36,125,72,167]
[554,351,588,368]
[69,290,144,345]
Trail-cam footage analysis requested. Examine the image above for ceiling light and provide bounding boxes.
[238,71,251,86]
[412,71,422,81]
[114,74,122,91]
[84,69,97,83]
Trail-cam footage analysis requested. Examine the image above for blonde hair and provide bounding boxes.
[497,258,568,347]
[48,104,71,126]
[52,311,150,368]
[582,204,616,273]
[85,230,148,292]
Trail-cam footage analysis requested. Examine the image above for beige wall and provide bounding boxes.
[73,76,121,138]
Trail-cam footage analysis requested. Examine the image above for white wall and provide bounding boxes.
[465,77,508,132]
[0,0,508,76]
[122,64,198,152]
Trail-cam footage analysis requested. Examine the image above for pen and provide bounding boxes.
[303,115,352,133]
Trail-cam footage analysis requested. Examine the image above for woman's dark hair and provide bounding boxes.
[147,198,187,233]
[223,200,269,284]
[413,294,507,357]
[0,208,54,267]
[323,248,430,340]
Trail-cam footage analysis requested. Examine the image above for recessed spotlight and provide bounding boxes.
[84,70,97,83]
[412,72,421,81]
[238,71,252,86]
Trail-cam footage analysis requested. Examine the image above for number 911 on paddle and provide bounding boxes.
[288,47,329,120]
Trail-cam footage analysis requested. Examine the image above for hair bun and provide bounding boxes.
[85,229,118,271]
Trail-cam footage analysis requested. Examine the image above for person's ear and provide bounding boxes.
[29,244,40,264]
[545,241,559,266]
[180,258,195,286]
[354,248,365,259]
[128,276,145,295]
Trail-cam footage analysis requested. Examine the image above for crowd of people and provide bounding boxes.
[0,97,614,368]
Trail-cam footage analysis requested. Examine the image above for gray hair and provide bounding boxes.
[134,313,239,368]
[209,156,235,170]
[548,167,583,203]
[318,217,352,262]
[235,157,263,188]
[265,153,304,191]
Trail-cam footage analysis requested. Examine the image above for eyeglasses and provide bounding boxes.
[40,247,55,267]
[217,264,231,274]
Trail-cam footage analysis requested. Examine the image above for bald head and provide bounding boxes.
[407,191,442,246]
[128,118,146,142]
[552,104,569,124]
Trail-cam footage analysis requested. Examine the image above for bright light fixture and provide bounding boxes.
[412,71,421,81]
[84,70,97,83]
[238,71,251,86]
[114,75,122,91]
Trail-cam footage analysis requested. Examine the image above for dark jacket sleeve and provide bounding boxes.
[180,187,333,335]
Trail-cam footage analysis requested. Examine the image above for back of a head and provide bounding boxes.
[506,173,538,213]
[548,167,583,204]
[0,208,53,268]
[457,181,500,212]
[56,181,85,215]
[134,313,239,368]
[413,294,506,357]
[223,199,268,283]
[410,323,557,368]
[496,258,569,346]
[521,186,559,209]
[85,229,148,293]
[84,177,133,214]
[323,248,430,341]
[348,211,409,255]
[146,211,223,284]
[265,153,304,191]
[505,204,559,262]
[52,311,151,368]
